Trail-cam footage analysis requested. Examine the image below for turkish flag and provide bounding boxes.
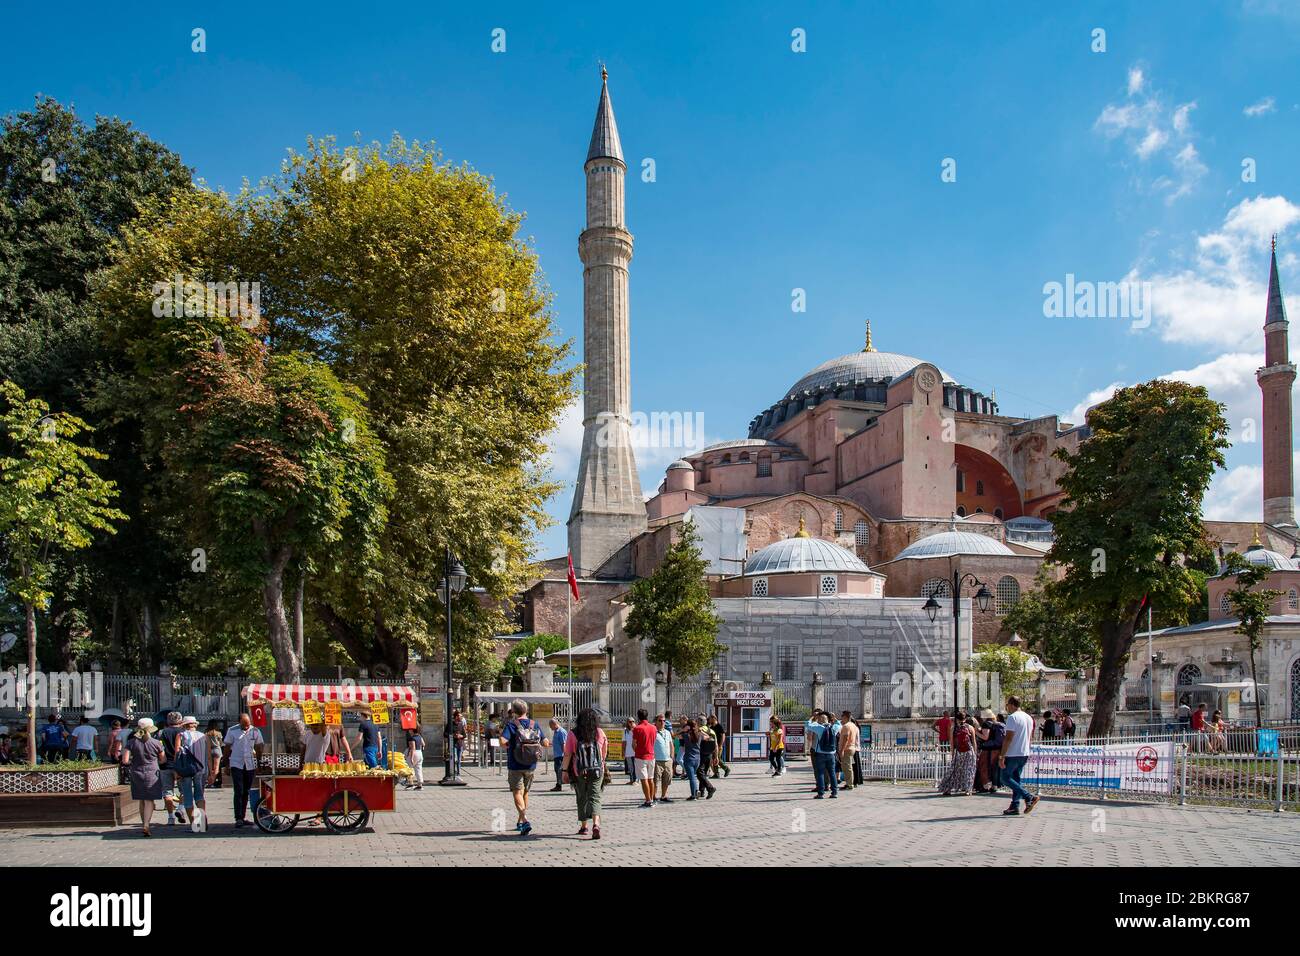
[251,703,268,728]
[400,707,418,730]
[567,553,581,601]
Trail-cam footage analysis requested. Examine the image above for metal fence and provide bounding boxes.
[610,682,646,721]
[824,681,860,717]
[859,725,1300,811]
[871,680,910,718]
[774,681,811,721]
[668,682,711,720]
[553,679,593,721]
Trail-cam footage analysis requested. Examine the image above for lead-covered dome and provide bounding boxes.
[744,535,870,575]
[785,350,954,398]
[894,531,1015,560]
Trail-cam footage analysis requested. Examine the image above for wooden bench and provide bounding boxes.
[0,785,138,829]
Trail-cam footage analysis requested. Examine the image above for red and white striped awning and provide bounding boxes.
[243,683,417,705]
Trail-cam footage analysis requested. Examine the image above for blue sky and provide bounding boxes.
[3,1,1299,560]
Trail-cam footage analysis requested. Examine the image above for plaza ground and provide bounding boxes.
[3,762,1299,867]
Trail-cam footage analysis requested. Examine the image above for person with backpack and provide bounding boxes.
[175,716,208,829]
[937,710,977,796]
[40,713,68,763]
[500,699,545,836]
[809,711,839,798]
[561,707,609,840]
[158,711,186,825]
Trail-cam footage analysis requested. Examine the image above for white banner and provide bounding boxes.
[1023,740,1174,795]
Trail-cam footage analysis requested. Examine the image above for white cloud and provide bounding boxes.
[1066,382,1123,425]
[1244,96,1276,117]
[542,396,585,480]
[1093,69,1204,202]
[1159,352,1263,437]
[1135,195,1300,349]
[1202,464,1264,520]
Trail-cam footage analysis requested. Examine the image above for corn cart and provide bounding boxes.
[242,682,418,835]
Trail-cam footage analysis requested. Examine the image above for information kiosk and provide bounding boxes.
[711,689,774,761]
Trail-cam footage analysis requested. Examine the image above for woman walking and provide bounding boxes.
[937,710,977,796]
[622,718,637,784]
[769,717,786,776]
[562,708,608,840]
[679,719,712,800]
[122,717,167,836]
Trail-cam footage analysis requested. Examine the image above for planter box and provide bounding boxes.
[0,766,119,795]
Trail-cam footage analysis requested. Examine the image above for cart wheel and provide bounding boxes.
[254,802,300,834]
[322,790,370,834]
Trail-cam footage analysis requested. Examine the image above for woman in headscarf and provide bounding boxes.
[122,717,167,836]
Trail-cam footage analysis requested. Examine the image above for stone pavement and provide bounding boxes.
[4,762,1299,866]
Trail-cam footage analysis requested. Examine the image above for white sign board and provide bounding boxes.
[1023,740,1175,795]
[712,691,774,706]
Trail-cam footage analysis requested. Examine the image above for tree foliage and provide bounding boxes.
[1047,380,1229,737]
[624,521,725,682]
[965,643,1035,700]
[500,633,575,678]
[1222,552,1281,728]
[1000,565,1099,673]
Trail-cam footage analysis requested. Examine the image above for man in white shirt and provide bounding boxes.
[223,712,265,828]
[997,696,1040,816]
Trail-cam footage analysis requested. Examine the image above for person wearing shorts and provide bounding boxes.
[630,709,658,808]
[653,714,674,802]
[500,699,543,835]
[176,716,208,825]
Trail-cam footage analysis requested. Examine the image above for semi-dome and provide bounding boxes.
[744,535,870,576]
[785,350,954,398]
[893,530,1015,560]
[1235,544,1297,572]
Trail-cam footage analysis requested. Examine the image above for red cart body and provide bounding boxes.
[262,775,397,815]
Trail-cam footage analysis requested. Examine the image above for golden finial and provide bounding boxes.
[795,515,810,538]
[863,319,875,353]
[1252,524,1262,547]
[600,63,608,83]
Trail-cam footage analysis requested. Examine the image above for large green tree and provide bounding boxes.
[1222,552,1281,728]
[624,521,725,683]
[1001,565,1099,673]
[1048,380,1229,737]
[0,97,193,670]
[0,380,125,764]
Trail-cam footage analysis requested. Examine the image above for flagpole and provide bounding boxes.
[1146,602,1154,725]
[567,578,573,687]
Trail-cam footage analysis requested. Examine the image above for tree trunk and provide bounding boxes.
[25,599,37,769]
[293,571,305,678]
[1087,613,1140,739]
[263,546,300,681]
[1248,644,1263,727]
[312,601,406,675]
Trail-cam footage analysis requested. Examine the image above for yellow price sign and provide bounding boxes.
[302,701,322,725]
[324,701,342,726]
[371,702,390,725]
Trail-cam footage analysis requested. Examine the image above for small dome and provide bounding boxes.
[893,531,1015,560]
[667,459,693,471]
[1238,545,1296,572]
[744,536,870,575]
[786,351,954,398]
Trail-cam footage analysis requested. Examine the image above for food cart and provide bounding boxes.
[243,682,417,835]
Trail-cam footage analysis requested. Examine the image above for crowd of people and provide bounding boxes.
[931,698,1040,814]
[1177,698,1231,752]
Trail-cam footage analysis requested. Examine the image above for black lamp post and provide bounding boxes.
[438,545,468,786]
[924,569,993,712]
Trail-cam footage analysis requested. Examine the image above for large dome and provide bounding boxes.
[785,351,954,398]
[744,536,871,575]
[893,531,1015,560]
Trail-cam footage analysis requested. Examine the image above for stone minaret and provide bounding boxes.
[568,68,646,575]
[1258,236,1296,527]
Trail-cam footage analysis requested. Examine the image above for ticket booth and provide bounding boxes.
[712,689,774,761]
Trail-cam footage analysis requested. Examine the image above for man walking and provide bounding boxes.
[837,710,859,791]
[159,711,186,824]
[810,712,839,798]
[631,709,658,808]
[653,714,674,803]
[500,699,544,835]
[70,715,97,761]
[998,696,1040,816]
[548,717,568,792]
[223,712,264,828]
[708,713,731,778]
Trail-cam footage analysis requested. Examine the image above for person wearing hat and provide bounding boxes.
[122,717,166,836]
[177,716,209,828]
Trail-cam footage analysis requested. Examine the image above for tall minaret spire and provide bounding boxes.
[568,68,647,575]
[1258,236,1295,527]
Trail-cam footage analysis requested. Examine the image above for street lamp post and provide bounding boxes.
[438,545,468,787]
[924,569,993,713]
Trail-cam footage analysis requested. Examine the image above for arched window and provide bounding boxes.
[1176,663,1203,686]
[994,508,1004,520]
[1219,593,1232,616]
[1291,657,1300,719]
[956,506,967,517]
[854,520,870,558]
[739,452,750,462]
[976,480,985,496]
[756,454,772,477]
[834,509,844,532]
[922,578,952,599]
[995,576,1020,615]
